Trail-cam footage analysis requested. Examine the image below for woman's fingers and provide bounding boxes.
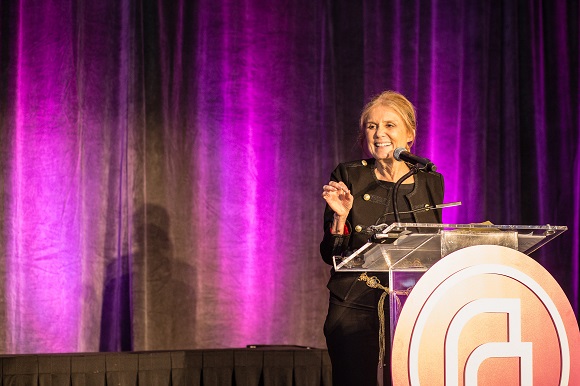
[324,181,350,195]
[335,181,349,193]
[322,182,353,213]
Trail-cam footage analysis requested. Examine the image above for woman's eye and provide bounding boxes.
[367,124,377,130]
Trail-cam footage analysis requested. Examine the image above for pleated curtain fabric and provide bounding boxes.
[0,0,578,353]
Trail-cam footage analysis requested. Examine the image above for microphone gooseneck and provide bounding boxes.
[391,166,418,223]
[391,148,436,223]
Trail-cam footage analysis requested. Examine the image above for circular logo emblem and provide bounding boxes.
[392,245,580,385]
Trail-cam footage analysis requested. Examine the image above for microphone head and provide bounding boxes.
[393,147,407,161]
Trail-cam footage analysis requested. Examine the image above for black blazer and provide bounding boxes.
[320,159,444,303]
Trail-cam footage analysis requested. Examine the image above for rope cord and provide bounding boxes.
[357,272,413,368]
[357,272,390,367]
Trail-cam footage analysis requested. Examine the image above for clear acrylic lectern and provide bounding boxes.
[332,222,567,340]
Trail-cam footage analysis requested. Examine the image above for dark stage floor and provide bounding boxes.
[0,347,331,386]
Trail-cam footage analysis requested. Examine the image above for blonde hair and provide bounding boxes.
[358,90,417,149]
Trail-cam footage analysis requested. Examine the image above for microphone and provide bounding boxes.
[394,147,437,172]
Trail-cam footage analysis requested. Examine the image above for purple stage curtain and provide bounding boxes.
[0,0,578,353]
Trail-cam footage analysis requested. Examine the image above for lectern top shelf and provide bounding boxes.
[333,223,567,272]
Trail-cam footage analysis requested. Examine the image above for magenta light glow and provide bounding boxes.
[10,5,83,351]
[1,0,577,354]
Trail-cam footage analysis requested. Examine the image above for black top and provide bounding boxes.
[320,158,445,305]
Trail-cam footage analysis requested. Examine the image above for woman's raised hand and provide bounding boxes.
[321,181,353,217]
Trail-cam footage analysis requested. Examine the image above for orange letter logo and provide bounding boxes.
[392,245,580,385]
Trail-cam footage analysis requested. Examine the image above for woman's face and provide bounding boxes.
[364,106,413,162]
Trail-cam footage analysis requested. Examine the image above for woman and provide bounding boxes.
[320,90,444,386]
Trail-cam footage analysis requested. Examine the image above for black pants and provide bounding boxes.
[324,292,391,386]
